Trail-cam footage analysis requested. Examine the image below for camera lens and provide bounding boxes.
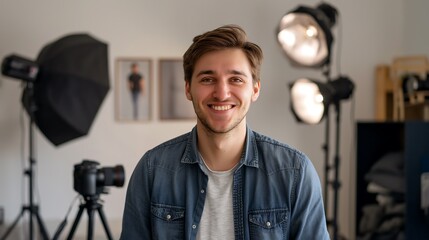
[98,165,125,187]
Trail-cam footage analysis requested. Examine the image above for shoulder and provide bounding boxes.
[251,130,310,171]
[130,132,192,184]
[135,131,195,171]
[146,132,191,158]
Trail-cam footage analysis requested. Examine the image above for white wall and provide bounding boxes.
[403,0,429,55]
[0,0,407,238]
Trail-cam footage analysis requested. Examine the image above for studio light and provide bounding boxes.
[277,2,353,239]
[277,3,337,68]
[0,33,109,240]
[1,34,109,146]
[290,76,355,124]
[2,55,39,82]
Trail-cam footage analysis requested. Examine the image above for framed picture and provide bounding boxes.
[115,58,152,121]
[159,59,195,120]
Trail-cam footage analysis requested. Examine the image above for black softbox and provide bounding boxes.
[20,33,109,146]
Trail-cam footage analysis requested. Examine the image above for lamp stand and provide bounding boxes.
[324,100,342,240]
[322,66,331,220]
[0,83,50,240]
[321,65,342,240]
[330,101,341,240]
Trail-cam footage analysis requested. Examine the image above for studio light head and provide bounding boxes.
[1,33,110,146]
[2,54,39,82]
[276,2,338,68]
[289,76,354,124]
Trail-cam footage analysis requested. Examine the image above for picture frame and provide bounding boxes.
[115,58,152,122]
[158,59,195,120]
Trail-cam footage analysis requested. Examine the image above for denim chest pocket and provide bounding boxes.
[151,204,185,240]
[249,209,289,240]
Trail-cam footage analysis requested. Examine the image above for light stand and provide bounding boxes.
[324,79,350,240]
[323,109,330,215]
[0,82,50,240]
[321,65,340,240]
[289,74,354,240]
[322,64,341,240]
[320,64,331,217]
[277,2,352,239]
[331,100,341,240]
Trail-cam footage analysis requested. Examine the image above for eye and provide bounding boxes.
[230,77,244,84]
[200,77,214,84]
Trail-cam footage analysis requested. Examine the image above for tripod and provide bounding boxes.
[66,195,113,240]
[0,83,49,240]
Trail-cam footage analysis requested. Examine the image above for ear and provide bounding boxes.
[185,80,192,101]
[251,81,260,102]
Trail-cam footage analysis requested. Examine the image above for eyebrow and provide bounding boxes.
[196,69,248,77]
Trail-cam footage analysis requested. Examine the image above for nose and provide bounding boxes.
[213,80,230,101]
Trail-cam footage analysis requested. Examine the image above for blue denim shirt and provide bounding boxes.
[120,127,330,240]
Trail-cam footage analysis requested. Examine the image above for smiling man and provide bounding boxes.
[120,25,330,240]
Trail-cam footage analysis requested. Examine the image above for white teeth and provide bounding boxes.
[211,105,232,111]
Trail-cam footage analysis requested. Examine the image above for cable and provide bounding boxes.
[52,195,80,240]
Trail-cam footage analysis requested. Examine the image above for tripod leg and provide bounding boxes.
[29,209,33,240]
[66,205,85,240]
[33,206,50,240]
[97,206,113,240]
[87,207,95,240]
[0,208,24,240]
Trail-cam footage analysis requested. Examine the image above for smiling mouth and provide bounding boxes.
[210,105,233,111]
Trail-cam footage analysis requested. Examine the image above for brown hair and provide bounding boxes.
[183,25,263,83]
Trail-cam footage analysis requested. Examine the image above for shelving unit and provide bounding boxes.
[356,121,429,239]
[375,56,429,121]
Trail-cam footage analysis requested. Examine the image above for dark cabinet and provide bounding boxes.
[356,122,429,239]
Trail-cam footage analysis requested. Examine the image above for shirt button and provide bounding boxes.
[266,221,271,227]
[200,189,205,194]
[192,224,197,229]
[166,214,171,220]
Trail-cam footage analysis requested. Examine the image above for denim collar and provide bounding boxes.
[180,126,259,168]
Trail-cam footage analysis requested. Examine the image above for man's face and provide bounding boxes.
[132,65,138,73]
[186,48,260,134]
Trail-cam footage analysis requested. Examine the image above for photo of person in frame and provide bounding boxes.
[116,58,151,121]
[128,62,145,120]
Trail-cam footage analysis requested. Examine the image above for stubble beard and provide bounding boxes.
[197,114,245,135]
[193,102,247,135]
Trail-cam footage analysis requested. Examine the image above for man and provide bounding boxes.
[128,63,145,120]
[120,25,329,239]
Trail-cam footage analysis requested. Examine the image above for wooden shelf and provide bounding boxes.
[375,56,429,121]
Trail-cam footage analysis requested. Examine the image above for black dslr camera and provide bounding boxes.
[73,160,125,197]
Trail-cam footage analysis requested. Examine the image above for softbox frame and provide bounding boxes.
[22,33,110,146]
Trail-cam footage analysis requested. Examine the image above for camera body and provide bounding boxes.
[74,160,125,197]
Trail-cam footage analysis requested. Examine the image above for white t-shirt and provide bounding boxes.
[196,156,237,240]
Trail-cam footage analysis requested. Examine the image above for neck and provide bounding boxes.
[196,123,247,171]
